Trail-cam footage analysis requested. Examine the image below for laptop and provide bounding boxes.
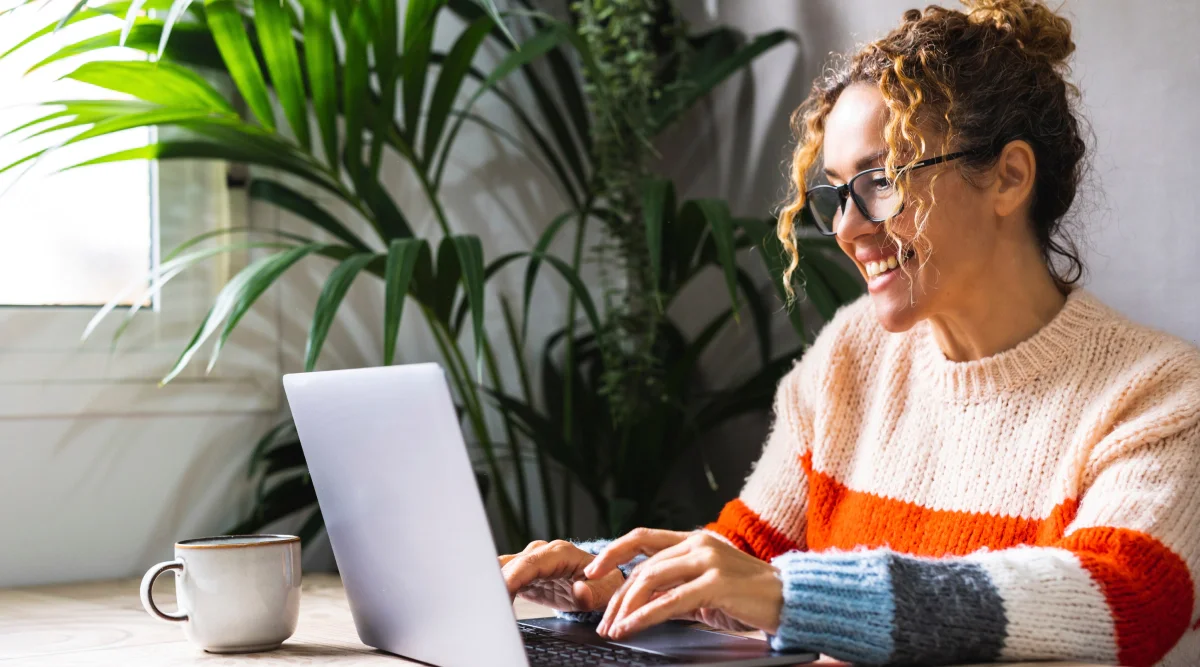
[283,363,815,667]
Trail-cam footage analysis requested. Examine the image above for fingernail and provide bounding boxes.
[584,564,595,577]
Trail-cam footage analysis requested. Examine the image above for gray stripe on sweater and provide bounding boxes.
[888,555,1008,665]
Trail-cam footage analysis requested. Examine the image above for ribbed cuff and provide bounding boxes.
[553,539,646,623]
[768,549,896,664]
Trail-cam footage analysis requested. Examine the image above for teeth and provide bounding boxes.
[866,251,911,278]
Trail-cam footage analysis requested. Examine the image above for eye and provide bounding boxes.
[870,175,893,192]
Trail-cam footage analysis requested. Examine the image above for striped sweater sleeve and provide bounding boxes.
[768,421,1200,666]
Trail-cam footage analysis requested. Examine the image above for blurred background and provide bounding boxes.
[0,0,1195,588]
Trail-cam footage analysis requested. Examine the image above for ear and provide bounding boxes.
[992,139,1037,219]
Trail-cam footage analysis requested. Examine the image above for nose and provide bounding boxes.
[834,195,877,244]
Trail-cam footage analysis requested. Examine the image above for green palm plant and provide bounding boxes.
[1,0,860,549]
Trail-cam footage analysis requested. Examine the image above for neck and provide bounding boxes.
[926,246,1067,363]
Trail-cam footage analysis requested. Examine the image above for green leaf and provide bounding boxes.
[366,0,397,170]
[63,60,234,113]
[382,238,426,366]
[532,251,603,338]
[642,178,674,308]
[452,251,523,336]
[157,0,197,58]
[119,0,149,46]
[158,244,320,384]
[738,217,806,339]
[433,25,563,187]
[401,0,444,145]
[652,29,791,132]
[345,165,414,240]
[248,179,370,251]
[27,22,219,73]
[450,235,486,378]
[305,252,376,371]
[206,244,325,373]
[3,0,149,60]
[341,1,370,175]
[161,226,313,262]
[429,53,580,204]
[82,240,297,343]
[247,418,297,477]
[520,210,572,341]
[65,137,338,198]
[802,247,864,303]
[540,32,590,157]
[261,443,306,478]
[205,0,275,129]
[239,473,316,531]
[690,199,740,315]
[736,269,772,366]
[665,308,735,400]
[302,0,337,169]
[254,0,309,149]
[422,16,491,164]
[63,108,240,146]
[55,0,92,31]
[468,0,515,48]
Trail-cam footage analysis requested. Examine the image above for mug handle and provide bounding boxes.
[140,560,188,623]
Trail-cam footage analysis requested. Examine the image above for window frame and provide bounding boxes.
[0,159,282,418]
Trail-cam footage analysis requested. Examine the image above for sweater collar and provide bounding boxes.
[912,288,1112,400]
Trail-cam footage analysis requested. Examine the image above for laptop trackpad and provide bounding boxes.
[520,617,785,660]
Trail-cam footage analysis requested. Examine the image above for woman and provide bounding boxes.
[499,1,1200,665]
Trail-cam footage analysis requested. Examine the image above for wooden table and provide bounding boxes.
[0,574,1102,666]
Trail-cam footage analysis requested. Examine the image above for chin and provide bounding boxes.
[868,288,924,333]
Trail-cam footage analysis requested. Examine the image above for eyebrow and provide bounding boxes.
[823,148,889,181]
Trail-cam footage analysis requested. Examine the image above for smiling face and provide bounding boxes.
[821,83,1005,332]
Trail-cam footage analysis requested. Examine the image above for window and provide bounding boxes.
[0,0,281,416]
[0,2,155,307]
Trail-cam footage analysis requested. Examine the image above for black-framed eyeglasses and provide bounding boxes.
[803,150,974,236]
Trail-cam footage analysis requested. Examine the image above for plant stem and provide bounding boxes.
[503,296,557,537]
[560,200,592,537]
[482,335,532,538]
[423,305,524,545]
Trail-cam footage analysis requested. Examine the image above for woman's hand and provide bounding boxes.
[584,528,784,640]
[498,540,625,613]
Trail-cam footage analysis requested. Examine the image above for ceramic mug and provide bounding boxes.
[139,534,302,653]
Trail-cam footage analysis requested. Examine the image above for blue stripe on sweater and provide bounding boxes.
[770,549,896,664]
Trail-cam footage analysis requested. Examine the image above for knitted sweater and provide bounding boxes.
[563,289,1200,666]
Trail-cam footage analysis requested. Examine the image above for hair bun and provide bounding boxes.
[963,0,1075,67]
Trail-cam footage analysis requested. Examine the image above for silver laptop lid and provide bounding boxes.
[283,363,528,667]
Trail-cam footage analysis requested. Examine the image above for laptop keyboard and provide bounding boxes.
[521,624,682,666]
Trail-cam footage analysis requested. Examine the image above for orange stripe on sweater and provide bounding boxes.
[705,498,801,561]
[801,451,1077,556]
[1063,527,1194,667]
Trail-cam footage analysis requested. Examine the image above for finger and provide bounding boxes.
[598,540,695,635]
[498,554,518,567]
[502,540,590,598]
[608,553,705,635]
[609,572,718,640]
[585,527,691,579]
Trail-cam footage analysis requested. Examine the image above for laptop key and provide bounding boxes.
[522,631,681,666]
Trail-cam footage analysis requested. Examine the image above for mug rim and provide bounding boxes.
[176,534,300,550]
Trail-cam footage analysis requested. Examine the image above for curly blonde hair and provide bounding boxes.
[778,0,1087,297]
